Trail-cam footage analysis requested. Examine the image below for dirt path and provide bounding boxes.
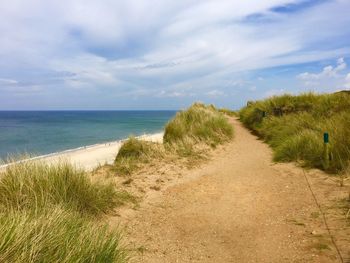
[113,118,349,262]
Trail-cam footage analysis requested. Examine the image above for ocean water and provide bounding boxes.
[0,111,176,160]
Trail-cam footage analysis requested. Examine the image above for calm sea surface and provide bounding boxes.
[0,111,176,160]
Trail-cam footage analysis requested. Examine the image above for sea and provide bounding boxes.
[0,111,176,161]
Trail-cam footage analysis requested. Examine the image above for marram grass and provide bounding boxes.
[114,137,165,175]
[0,207,127,263]
[114,103,234,175]
[0,161,120,215]
[164,103,233,147]
[0,161,130,262]
[240,92,350,173]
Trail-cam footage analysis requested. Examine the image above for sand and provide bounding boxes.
[0,132,163,172]
[111,118,349,262]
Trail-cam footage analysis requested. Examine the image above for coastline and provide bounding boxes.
[0,132,164,172]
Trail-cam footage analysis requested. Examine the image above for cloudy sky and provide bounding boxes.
[1,0,350,110]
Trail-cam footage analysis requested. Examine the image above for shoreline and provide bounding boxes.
[0,132,164,172]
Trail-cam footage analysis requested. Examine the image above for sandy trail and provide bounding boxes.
[0,133,163,172]
[116,118,348,262]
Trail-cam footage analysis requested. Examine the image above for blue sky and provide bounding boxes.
[0,0,350,110]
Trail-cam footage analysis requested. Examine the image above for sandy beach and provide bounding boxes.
[0,132,164,172]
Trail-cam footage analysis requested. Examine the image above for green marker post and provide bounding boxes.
[323,132,329,170]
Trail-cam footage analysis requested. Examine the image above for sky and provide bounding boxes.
[0,0,350,110]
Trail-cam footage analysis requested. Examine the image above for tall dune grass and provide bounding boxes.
[114,137,164,175]
[0,161,129,262]
[0,161,119,215]
[240,92,350,173]
[114,103,234,174]
[164,103,233,148]
[0,207,127,263]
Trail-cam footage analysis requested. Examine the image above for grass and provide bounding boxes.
[114,103,234,175]
[0,207,127,263]
[239,92,350,174]
[218,108,237,117]
[312,242,331,251]
[0,161,120,216]
[164,103,233,148]
[0,161,129,262]
[114,137,164,175]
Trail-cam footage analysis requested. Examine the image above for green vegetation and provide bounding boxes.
[164,103,233,148]
[240,92,350,173]
[0,208,127,263]
[218,108,237,117]
[115,103,234,175]
[0,161,119,215]
[0,161,128,263]
[115,137,164,175]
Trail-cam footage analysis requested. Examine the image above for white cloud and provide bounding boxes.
[297,58,350,91]
[156,90,194,98]
[298,57,346,81]
[206,89,224,97]
[0,78,18,84]
[265,88,285,97]
[345,73,350,90]
[1,0,350,108]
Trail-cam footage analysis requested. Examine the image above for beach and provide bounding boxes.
[0,132,163,172]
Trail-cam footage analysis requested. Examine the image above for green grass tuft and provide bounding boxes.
[0,161,120,216]
[114,137,164,175]
[164,103,233,148]
[0,207,127,263]
[0,161,130,262]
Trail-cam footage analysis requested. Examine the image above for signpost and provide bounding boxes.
[323,132,329,170]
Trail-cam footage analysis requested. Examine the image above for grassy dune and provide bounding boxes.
[163,103,233,147]
[115,103,233,175]
[240,92,350,174]
[114,137,165,175]
[0,103,234,261]
[0,161,128,263]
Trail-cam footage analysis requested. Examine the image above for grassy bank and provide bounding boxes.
[115,103,233,175]
[164,103,233,147]
[0,161,128,262]
[114,137,165,175]
[239,92,350,174]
